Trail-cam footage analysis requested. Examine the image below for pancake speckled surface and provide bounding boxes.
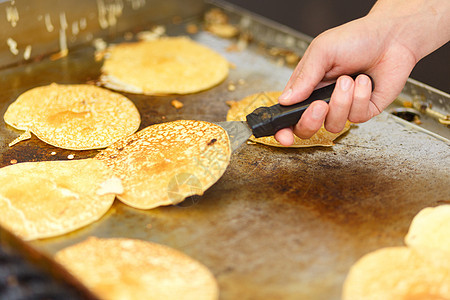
[95,120,231,209]
[4,83,140,150]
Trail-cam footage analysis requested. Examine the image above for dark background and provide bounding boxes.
[226,0,449,93]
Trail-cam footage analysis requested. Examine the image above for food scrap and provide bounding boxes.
[402,101,414,108]
[225,100,236,107]
[50,49,68,61]
[204,8,239,38]
[228,32,252,52]
[171,99,184,109]
[269,47,301,66]
[93,38,108,61]
[186,23,199,34]
[227,83,236,92]
[206,23,239,38]
[137,25,166,41]
[204,8,228,25]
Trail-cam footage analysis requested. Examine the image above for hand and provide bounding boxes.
[275,0,450,146]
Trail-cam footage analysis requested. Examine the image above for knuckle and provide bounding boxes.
[348,114,369,123]
[325,123,344,133]
[294,123,317,139]
[331,95,351,107]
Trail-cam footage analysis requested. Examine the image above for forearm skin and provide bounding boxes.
[367,0,450,63]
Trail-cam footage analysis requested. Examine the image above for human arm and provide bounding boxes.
[275,0,450,145]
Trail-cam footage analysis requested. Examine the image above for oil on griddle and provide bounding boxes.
[1,5,449,300]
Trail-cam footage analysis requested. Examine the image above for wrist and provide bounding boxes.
[367,0,450,62]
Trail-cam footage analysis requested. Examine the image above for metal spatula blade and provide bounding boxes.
[214,121,253,152]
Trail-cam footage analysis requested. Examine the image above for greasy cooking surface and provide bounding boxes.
[1,12,449,300]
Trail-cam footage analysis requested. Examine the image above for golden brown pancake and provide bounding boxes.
[342,247,450,300]
[100,37,229,95]
[4,83,140,150]
[405,205,450,269]
[55,237,219,300]
[0,159,120,240]
[227,91,351,147]
[95,120,231,209]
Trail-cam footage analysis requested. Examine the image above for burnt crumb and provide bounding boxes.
[117,147,124,151]
[437,200,450,204]
[207,138,217,146]
[109,154,117,159]
[126,139,137,146]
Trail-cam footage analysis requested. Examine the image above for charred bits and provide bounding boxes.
[207,138,217,146]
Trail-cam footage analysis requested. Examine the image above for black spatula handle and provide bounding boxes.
[246,74,373,138]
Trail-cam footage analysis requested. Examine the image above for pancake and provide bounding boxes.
[100,37,229,95]
[0,159,120,240]
[55,237,219,300]
[95,120,231,209]
[405,205,450,268]
[342,247,450,300]
[4,83,140,150]
[226,91,351,147]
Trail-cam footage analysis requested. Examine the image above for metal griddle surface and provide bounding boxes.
[1,7,449,300]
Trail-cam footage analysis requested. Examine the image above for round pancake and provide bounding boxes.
[4,83,140,150]
[227,91,351,147]
[55,237,219,300]
[100,37,229,95]
[405,205,450,268]
[0,159,119,240]
[95,120,231,209]
[342,247,450,300]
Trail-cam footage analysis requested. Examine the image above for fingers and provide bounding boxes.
[277,74,372,141]
[348,74,373,123]
[274,127,295,146]
[274,101,329,144]
[324,75,355,133]
[276,75,374,140]
[324,74,373,133]
[292,100,329,139]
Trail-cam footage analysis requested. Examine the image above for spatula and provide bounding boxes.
[216,74,372,151]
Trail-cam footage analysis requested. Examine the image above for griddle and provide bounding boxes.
[0,1,449,299]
